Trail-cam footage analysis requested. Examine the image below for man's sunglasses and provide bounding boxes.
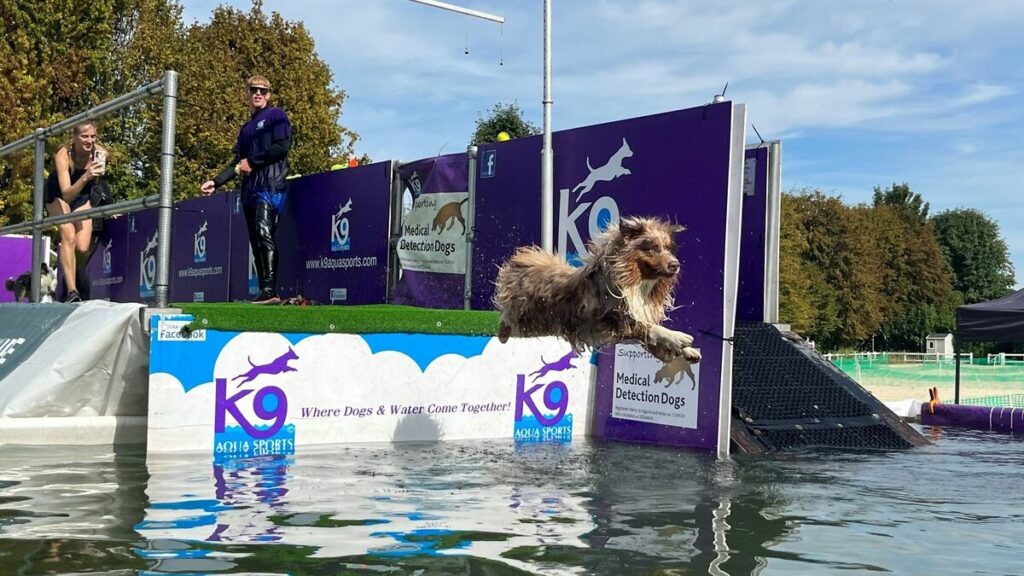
[248,86,270,95]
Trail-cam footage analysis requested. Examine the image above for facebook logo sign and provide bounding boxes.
[480,149,496,179]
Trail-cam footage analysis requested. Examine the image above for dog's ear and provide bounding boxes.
[619,217,643,239]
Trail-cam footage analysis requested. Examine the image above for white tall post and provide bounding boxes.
[541,0,554,252]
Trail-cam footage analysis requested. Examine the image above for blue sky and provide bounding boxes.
[182,0,1024,285]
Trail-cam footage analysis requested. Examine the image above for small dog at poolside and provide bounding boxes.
[5,263,58,303]
[494,216,701,364]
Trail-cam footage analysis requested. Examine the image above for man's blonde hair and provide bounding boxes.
[247,75,271,90]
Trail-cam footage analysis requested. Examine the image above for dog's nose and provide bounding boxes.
[667,260,680,274]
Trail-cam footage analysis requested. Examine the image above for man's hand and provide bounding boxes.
[200,180,216,196]
[237,158,252,176]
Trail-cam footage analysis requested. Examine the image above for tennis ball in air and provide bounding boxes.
[497,131,510,142]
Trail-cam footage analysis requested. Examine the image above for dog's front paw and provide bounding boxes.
[681,346,701,363]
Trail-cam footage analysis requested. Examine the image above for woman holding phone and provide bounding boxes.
[45,120,109,303]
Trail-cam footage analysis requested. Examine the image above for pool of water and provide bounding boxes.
[1,426,1022,575]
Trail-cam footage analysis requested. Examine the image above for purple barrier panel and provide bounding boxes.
[474,102,745,452]
[921,403,1024,434]
[170,194,232,303]
[125,208,160,305]
[84,216,130,301]
[0,235,34,303]
[471,137,542,310]
[227,188,303,302]
[286,162,391,305]
[227,191,258,301]
[392,153,469,309]
[737,146,769,322]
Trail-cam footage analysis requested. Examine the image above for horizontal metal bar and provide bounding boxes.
[0,195,160,235]
[408,0,505,23]
[0,78,165,159]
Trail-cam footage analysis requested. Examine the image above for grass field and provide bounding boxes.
[175,303,500,336]
[832,354,1024,406]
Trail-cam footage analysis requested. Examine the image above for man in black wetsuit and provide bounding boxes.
[201,74,292,304]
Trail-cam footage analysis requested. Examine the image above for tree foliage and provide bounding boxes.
[780,184,960,351]
[931,208,1015,304]
[0,0,356,225]
[470,102,540,146]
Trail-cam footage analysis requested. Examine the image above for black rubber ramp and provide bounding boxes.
[731,322,928,453]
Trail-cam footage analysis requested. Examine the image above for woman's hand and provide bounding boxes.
[87,159,104,179]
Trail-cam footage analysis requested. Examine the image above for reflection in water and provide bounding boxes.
[2,430,1024,574]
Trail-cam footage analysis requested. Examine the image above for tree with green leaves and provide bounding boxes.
[873,182,929,225]
[931,208,1015,304]
[0,0,357,225]
[470,102,540,146]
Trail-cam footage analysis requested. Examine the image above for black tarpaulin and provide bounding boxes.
[956,288,1024,342]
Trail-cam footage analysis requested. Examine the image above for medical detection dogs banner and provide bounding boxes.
[472,102,746,453]
[148,317,592,457]
[392,154,470,309]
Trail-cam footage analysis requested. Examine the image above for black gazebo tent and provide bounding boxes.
[954,287,1024,402]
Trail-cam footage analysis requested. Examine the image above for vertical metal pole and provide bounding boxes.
[465,146,477,310]
[540,0,554,252]
[954,333,961,404]
[155,70,178,308]
[764,141,782,323]
[31,128,46,303]
[387,161,404,303]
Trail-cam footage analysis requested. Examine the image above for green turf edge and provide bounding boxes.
[174,303,501,336]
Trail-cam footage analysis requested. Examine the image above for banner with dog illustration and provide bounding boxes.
[147,316,592,456]
[125,209,161,305]
[84,217,130,302]
[170,194,232,303]
[392,153,470,309]
[285,162,392,305]
[473,102,746,454]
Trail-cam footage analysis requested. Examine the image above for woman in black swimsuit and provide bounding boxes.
[45,121,107,303]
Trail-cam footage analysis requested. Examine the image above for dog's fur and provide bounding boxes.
[5,263,58,303]
[494,216,700,364]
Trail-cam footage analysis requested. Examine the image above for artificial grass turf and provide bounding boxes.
[175,303,501,336]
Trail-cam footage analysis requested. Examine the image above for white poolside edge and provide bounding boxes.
[0,416,147,446]
[883,399,923,419]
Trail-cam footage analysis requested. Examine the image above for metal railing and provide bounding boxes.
[0,70,178,307]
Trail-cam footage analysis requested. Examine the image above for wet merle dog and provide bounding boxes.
[494,216,700,364]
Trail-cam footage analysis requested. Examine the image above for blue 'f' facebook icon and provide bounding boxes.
[480,149,496,179]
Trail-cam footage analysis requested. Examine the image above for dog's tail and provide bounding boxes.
[460,198,468,205]
[4,278,13,291]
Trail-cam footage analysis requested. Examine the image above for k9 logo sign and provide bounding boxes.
[513,352,576,442]
[214,378,296,461]
[103,239,113,274]
[139,231,158,298]
[213,347,299,461]
[194,220,208,263]
[331,198,353,252]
